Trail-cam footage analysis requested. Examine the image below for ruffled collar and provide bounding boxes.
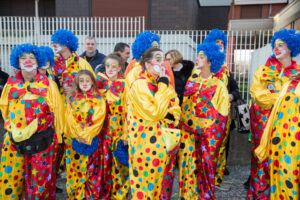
[139,70,158,95]
[70,88,102,102]
[52,55,66,75]
[262,56,299,82]
[66,52,80,72]
[7,71,49,100]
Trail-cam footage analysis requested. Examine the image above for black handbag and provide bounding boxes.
[235,98,250,134]
[9,127,55,155]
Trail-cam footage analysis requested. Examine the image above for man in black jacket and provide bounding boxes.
[0,66,9,95]
[80,36,106,72]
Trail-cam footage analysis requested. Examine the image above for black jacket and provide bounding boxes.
[173,60,194,105]
[227,72,241,102]
[80,50,106,72]
[0,69,9,95]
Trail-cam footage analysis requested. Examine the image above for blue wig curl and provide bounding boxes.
[10,43,47,69]
[197,42,225,73]
[39,46,55,67]
[132,31,160,60]
[51,29,78,52]
[114,140,129,167]
[204,29,228,51]
[271,29,300,58]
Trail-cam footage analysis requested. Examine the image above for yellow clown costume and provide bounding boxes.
[96,72,130,200]
[64,87,106,200]
[126,70,180,200]
[255,77,300,200]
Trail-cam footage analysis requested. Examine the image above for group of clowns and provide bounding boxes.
[0,27,298,200]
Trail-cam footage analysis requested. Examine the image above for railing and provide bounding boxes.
[0,16,275,101]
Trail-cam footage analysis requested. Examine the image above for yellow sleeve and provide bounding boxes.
[65,103,82,139]
[211,80,230,117]
[47,80,64,143]
[129,79,176,121]
[0,84,9,120]
[250,65,278,110]
[255,82,289,161]
[78,99,106,144]
[79,58,96,78]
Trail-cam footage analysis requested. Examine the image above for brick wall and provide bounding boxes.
[55,0,90,16]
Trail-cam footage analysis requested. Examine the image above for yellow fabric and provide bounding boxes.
[250,65,286,110]
[255,83,289,161]
[78,58,96,78]
[211,80,230,116]
[0,85,9,120]
[10,119,38,142]
[129,80,176,122]
[65,91,106,145]
[162,127,180,152]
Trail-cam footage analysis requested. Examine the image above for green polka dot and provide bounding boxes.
[287,108,292,114]
[143,171,148,177]
[70,180,74,185]
[142,186,147,192]
[1,157,6,162]
[137,144,142,150]
[158,152,164,159]
[15,163,19,167]
[37,97,44,103]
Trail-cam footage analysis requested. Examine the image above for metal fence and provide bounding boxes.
[0,16,275,101]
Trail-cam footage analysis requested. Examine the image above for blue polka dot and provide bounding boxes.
[269,159,273,164]
[11,194,15,198]
[181,161,186,168]
[113,117,117,122]
[131,188,135,194]
[118,190,123,195]
[146,157,151,161]
[184,105,188,111]
[279,145,282,149]
[80,179,85,183]
[156,144,160,148]
[132,146,136,154]
[5,166,12,173]
[189,146,194,151]
[294,97,299,103]
[277,112,284,120]
[139,178,143,182]
[148,183,154,191]
[10,112,15,119]
[66,158,70,164]
[158,167,162,172]
[133,122,137,126]
[141,133,146,139]
[270,185,276,194]
[291,126,295,132]
[284,155,291,164]
[292,190,297,195]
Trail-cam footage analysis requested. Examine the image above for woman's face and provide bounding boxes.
[105,58,121,79]
[165,54,174,67]
[273,39,290,59]
[215,39,224,53]
[195,51,208,69]
[146,51,164,77]
[19,53,38,72]
[78,74,92,92]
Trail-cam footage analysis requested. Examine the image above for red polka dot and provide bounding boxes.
[118,106,123,112]
[283,123,288,129]
[137,192,144,199]
[184,134,188,139]
[16,123,22,128]
[152,159,159,167]
[293,170,298,176]
[138,126,144,132]
[146,148,150,153]
[157,131,161,136]
[14,175,18,180]
[78,172,82,178]
[274,160,279,167]
[130,180,134,185]
[139,166,143,171]
[137,158,142,163]
[292,117,298,122]
[296,132,300,141]
[283,133,286,138]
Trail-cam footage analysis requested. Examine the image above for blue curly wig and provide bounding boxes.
[197,42,225,73]
[39,46,55,67]
[271,29,300,58]
[132,31,160,60]
[204,29,228,51]
[10,43,47,69]
[51,29,78,52]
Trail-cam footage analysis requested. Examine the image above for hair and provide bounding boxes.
[51,29,78,52]
[271,29,300,58]
[10,43,47,69]
[39,46,55,67]
[85,36,97,43]
[132,31,160,60]
[69,70,97,100]
[104,52,124,75]
[204,29,228,51]
[165,49,183,65]
[114,42,130,52]
[197,42,225,73]
[139,47,162,67]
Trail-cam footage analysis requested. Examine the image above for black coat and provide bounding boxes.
[173,60,194,105]
[80,50,106,72]
[227,72,241,102]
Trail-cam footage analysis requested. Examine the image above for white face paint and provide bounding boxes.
[41,61,50,69]
[274,39,290,59]
[196,51,207,69]
[78,74,92,92]
[105,58,121,79]
[151,51,164,74]
[53,43,63,54]
[216,39,225,53]
[19,53,38,72]
[106,70,118,78]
